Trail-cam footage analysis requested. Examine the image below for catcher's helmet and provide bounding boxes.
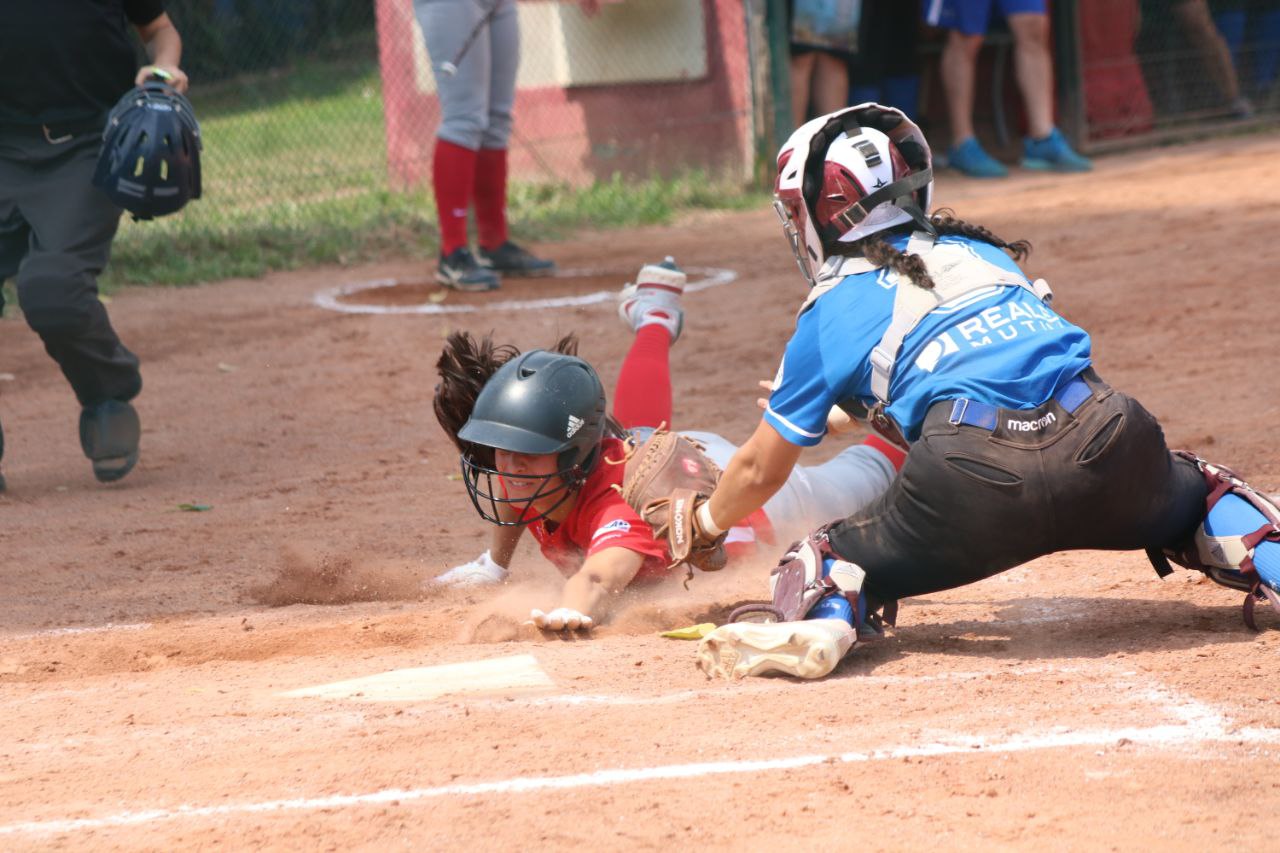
[458,350,608,525]
[93,81,202,220]
[774,103,933,287]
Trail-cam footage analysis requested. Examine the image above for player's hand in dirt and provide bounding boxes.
[433,550,509,587]
[529,607,594,632]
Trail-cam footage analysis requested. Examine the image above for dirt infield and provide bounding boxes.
[2,134,1279,850]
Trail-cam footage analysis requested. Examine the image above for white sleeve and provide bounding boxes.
[762,443,896,544]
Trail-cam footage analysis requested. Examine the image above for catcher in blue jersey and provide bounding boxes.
[657,103,1280,679]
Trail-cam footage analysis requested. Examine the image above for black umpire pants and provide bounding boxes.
[0,122,141,408]
[827,371,1208,602]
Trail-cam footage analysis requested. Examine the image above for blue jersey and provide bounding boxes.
[765,233,1093,446]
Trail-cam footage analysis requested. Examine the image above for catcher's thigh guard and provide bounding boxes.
[1149,452,1280,629]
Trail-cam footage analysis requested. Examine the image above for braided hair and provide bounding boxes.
[830,208,1032,291]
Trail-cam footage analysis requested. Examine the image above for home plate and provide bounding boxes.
[281,654,555,702]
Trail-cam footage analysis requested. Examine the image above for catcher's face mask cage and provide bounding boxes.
[93,81,203,220]
[456,349,608,526]
[773,103,933,287]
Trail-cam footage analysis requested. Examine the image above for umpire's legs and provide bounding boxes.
[0,129,141,407]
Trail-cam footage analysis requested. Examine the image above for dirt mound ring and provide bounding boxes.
[312,266,737,315]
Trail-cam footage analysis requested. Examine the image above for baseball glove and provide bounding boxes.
[615,430,728,575]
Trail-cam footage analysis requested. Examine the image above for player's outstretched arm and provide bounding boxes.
[530,547,645,632]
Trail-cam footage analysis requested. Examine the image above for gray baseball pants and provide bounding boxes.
[414,0,520,150]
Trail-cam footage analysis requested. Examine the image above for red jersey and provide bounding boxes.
[524,438,774,581]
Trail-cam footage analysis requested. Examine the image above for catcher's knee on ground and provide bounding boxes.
[1149,452,1280,628]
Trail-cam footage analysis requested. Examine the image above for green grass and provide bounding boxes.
[103,48,767,291]
[104,174,768,289]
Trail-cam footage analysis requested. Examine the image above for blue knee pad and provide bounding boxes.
[1204,493,1280,594]
[806,557,867,626]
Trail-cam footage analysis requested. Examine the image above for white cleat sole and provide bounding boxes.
[696,619,856,680]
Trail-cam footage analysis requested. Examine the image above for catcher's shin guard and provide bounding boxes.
[728,525,893,637]
[1148,452,1280,630]
[702,527,895,680]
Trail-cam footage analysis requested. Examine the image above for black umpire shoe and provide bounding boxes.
[80,399,140,483]
[477,241,556,277]
[437,247,500,292]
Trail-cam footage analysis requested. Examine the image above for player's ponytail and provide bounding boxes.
[434,331,521,466]
[929,210,1031,262]
[858,235,935,290]
[433,331,626,466]
[829,210,1032,291]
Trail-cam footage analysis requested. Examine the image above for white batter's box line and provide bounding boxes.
[3,720,1278,838]
[311,267,737,316]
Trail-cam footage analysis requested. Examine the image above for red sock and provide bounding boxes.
[862,434,907,471]
[612,325,673,431]
[475,147,509,250]
[433,139,477,255]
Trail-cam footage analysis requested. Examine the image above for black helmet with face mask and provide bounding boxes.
[458,349,608,525]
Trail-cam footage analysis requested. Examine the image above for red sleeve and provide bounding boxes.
[577,489,669,562]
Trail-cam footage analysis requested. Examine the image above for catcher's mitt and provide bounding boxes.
[615,430,727,574]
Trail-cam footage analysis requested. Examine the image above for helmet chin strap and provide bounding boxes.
[829,169,935,237]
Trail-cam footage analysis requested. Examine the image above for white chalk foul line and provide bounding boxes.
[312,266,737,315]
[4,715,1277,837]
[2,622,151,643]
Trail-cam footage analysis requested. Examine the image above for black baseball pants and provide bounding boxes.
[827,372,1207,602]
[0,122,141,407]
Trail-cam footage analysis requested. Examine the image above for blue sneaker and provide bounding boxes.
[1021,128,1092,173]
[947,137,1008,178]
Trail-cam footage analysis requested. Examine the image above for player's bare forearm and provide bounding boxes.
[135,13,188,92]
[137,13,181,62]
[706,419,803,529]
[559,547,644,619]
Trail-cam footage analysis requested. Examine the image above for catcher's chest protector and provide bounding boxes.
[800,231,1053,406]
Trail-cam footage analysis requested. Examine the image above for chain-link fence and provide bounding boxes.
[112,0,1278,283]
[110,0,387,282]
[114,0,759,284]
[1069,0,1280,148]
